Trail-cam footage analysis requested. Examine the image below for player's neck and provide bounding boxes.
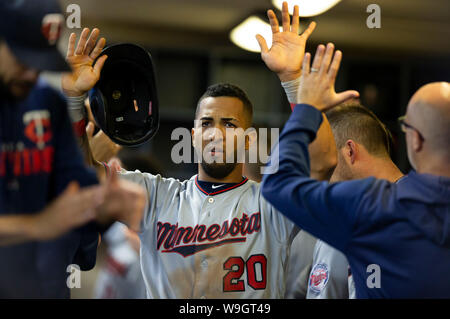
[364,157,404,183]
[197,164,245,184]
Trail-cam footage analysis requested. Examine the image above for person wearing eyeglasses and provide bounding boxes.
[260,36,450,297]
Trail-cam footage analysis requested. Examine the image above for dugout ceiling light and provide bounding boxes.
[230,16,277,53]
[272,0,342,17]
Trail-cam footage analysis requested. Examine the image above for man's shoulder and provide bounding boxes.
[27,79,66,109]
[119,169,191,189]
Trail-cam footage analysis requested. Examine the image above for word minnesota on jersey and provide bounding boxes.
[157,212,261,257]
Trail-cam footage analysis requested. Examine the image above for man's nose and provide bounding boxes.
[205,127,224,142]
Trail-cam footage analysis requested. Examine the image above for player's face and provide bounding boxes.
[0,42,40,99]
[192,96,248,179]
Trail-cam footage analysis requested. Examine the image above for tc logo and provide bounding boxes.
[366,264,381,289]
[41,13,64,45]
[308,263,329,295]
[66,264,81,289]
[23,110,52,150]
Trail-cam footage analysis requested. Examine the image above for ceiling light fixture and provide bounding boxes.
[271,0,342,17]
[229,15,277,53]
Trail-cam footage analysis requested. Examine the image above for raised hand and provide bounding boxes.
[62,28,108,97]
[256,1,316,82]
[298,43,360,111]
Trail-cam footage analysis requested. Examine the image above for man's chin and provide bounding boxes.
[200,161,237,180]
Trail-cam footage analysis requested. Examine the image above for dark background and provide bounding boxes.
[56,0,450,178]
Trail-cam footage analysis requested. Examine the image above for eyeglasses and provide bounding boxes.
[398,116,425,141]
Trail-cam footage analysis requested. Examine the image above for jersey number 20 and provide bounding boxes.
[223,254,267,292]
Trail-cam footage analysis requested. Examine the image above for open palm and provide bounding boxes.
[256,3,316,82]
[62,28,108,97]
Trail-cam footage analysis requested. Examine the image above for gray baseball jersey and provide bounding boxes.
[306,239,355,299]
[284,230,317,299]
[94,222,147,299]
[119,170,300,299]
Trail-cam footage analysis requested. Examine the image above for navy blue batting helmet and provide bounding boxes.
[89,43,159,146]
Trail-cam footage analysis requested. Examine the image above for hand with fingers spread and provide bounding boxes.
[298,43,359,111]
[62,28,108,97]
[256,1,316,82]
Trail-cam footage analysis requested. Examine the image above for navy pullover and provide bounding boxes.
[0,80,98,298]
[262,104,450,298]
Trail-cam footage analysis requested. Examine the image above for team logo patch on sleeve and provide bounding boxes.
[308,263,329,295]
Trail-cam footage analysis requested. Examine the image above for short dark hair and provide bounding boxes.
[196,83,253,125]
[325,102,393,157]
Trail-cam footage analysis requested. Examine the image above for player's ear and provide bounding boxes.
[191,128,196,148]
[411,130,423,153]
[345,140,358,165]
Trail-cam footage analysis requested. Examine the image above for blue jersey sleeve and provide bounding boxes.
[261,104,379,252]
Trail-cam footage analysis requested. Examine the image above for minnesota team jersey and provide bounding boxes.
[306,240,354,299]
[119,170,299,299]
[284,230,317,299]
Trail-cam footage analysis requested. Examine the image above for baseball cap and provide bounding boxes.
[0,0,70,72]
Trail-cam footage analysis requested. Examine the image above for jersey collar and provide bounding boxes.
[195,176,249,196]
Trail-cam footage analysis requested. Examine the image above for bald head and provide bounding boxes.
[406,82,450,158]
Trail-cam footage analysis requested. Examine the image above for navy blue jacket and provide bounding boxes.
[0,80,98,298]
[261,104,450,298]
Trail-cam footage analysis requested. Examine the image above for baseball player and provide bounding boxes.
[261,39,450,297]
[305,103,403,299]
[63,3,336,298]
[0,0,145,298]
[94,155,161,299]
[94,221,147,299]
[255,3,337,299]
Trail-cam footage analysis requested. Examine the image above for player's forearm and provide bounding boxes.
[261,104,323,215]
[308,115,337,181]
[66,95,106,180]
[0,214,41,246]
[281,78,337,181]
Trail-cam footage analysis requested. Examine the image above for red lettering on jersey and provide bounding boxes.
[22,149,31,176]
[14,150,21,176]
[0,146,54,177]
[157,212,261,257]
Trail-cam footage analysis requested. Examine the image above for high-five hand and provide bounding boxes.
[62,28,108,97]
[298,43,359,111]
[256,1,316,82]
[96,169,146,233]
